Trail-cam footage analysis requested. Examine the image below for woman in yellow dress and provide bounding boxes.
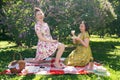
[64,21,93,68]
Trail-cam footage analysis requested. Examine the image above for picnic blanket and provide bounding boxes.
[0,58,110,76]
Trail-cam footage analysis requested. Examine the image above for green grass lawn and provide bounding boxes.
[0,36,120,80]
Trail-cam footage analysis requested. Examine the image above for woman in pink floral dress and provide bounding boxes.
[27,7,65,68]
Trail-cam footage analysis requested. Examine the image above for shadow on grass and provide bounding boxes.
[11,74,109,80]
[91,41,120,71]
[0,41,120,79]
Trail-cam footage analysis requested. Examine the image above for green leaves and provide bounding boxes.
[0,0,119,47]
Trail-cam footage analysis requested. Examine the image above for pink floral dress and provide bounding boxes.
[34,22,60,61]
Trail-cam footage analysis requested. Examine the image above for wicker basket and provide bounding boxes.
[8,53,25,73]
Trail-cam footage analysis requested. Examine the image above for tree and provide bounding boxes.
[38,0,116,38]
[107,0,120,37]
[1,0,37,46]
[0,0,117,47]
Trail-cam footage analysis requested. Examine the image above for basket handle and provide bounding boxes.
[13,53,23,60]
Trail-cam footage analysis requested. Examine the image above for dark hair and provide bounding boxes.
[84,22,89,32]
[84,22,90,35]
[35,9,40,16]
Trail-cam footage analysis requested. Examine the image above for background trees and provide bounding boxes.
[107,0,120,37]
[0,0,119,47]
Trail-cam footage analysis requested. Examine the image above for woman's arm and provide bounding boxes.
[75,37,89,47]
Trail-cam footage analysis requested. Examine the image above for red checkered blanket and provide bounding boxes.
[0,58,110,76]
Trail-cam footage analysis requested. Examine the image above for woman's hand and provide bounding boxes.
[71,36,79,44]
[75,37,81,41]
[50,40,58,43]
[75,37,89,47]
[71,36,76,39]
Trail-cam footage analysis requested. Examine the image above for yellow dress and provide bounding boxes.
[64,32,93,66]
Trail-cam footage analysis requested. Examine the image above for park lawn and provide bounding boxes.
[0,36,120,80]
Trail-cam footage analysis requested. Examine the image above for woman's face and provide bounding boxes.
[36,10,44,20]
[79,23,86,32]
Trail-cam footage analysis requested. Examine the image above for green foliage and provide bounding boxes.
[0,0,37,46]
[106,0,120,37]
[40,0,117,41]
[0,0,118,47]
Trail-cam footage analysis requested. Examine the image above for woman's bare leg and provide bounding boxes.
[88,62,94,70]
[54,43,65,68]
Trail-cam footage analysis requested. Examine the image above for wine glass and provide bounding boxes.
[71,30,75,36]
